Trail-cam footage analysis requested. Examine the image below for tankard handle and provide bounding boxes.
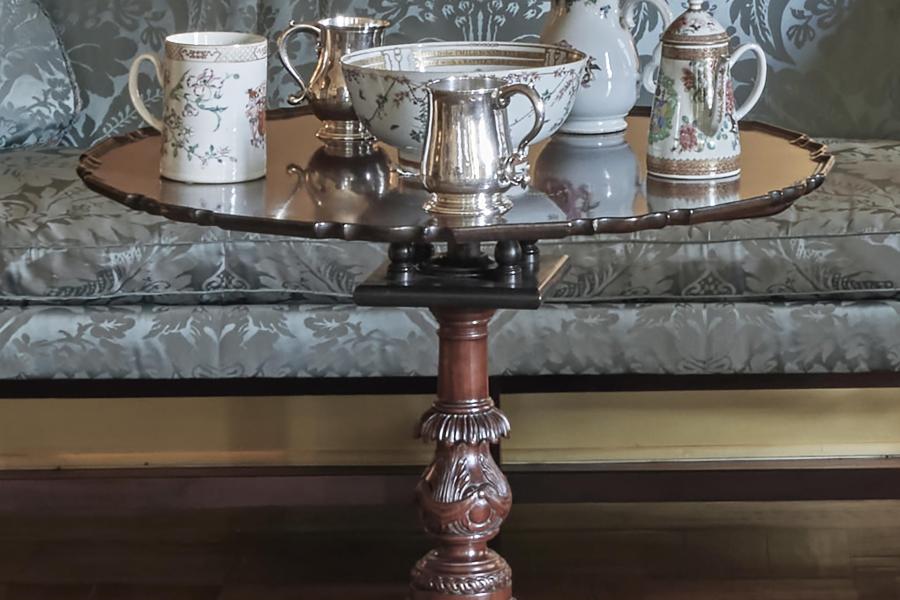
[127,53,165,131]
[496,83,546,188]
[277,20,322,106]
[729,42,767,121]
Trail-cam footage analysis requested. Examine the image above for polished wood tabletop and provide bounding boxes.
[79,107,832,244]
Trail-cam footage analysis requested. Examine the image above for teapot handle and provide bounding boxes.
[729,42,768,121]
[621,0,674,32]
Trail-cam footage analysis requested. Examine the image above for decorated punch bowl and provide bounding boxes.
[341,41,590,164]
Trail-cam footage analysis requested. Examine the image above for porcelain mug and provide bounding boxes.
[128,32,268,184]
[421,75,545,217]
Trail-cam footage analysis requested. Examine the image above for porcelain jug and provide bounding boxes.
[541,0,673,134]
[642,0,767,179]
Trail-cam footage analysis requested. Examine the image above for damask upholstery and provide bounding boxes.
[0,147,381,305]
[0,0,898,379]
[35,0,900,148]
[0,0,79,149]
[4,300,900,378]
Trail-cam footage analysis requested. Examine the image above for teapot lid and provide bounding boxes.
[662,1,729,45]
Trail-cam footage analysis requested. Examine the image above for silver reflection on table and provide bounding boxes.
[277,16,389,154]
[286,145,395,221]
[421,75,545,217]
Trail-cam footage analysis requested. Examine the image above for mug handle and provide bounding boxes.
[128,53,164,131]
[277,20,322,106]
[729,42,767,121]
[496,83,546,188]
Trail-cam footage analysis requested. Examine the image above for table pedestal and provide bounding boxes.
[356,241,569,600]
[411,308,512,600]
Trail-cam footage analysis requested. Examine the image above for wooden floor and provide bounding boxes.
[2,501,900,599]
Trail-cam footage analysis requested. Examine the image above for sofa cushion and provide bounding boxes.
[0,0,79,149]
[0,139,898,306]
[0,147,382,305]
[547,139,900,303]
[3,300,900,378]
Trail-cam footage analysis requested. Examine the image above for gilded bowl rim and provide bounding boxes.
[340,40,588,76]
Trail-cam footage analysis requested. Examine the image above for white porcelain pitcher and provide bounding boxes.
[541,0,673,134]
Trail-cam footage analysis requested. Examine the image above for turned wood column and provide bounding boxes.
[411,308,513,600]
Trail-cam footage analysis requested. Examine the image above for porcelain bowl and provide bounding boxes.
[341,41,589,163]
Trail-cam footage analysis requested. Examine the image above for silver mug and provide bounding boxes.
[421,75,545,217]
[277,16,389,149]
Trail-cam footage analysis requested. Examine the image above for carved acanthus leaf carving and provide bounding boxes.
[419,405,511,444]
[417,442,512,539]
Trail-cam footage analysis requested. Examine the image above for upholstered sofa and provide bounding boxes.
[1,0,899,382]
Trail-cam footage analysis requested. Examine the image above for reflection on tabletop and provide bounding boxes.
[154,138,747,229]
[99,109,825,234]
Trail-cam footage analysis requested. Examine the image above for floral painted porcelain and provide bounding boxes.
[541,0,672,134]
[642,1,767,179]
[341,41,588,163]
[128,32,268,184]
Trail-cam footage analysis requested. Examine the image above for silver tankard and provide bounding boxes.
[421,75,545,217]
[277,16,389,151]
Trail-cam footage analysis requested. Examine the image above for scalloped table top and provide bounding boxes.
[78,107,832,244]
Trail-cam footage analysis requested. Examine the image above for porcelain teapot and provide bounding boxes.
[541,0,673,134]
[642,0,767,179]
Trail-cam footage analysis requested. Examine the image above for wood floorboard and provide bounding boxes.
[1,502,900,598]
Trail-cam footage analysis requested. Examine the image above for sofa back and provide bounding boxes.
[0,0,80,149]
[38,0,897,146]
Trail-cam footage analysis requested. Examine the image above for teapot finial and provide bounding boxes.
[688,0,703,10]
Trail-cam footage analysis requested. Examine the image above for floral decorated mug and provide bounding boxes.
[128,32,268,184]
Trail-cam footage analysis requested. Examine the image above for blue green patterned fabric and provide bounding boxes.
[0,0,79,149]
[0,0,897,379]
[35,0,900,147]
[3,300,900,378]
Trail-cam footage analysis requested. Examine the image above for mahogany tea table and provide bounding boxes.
[78,107,832,600]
